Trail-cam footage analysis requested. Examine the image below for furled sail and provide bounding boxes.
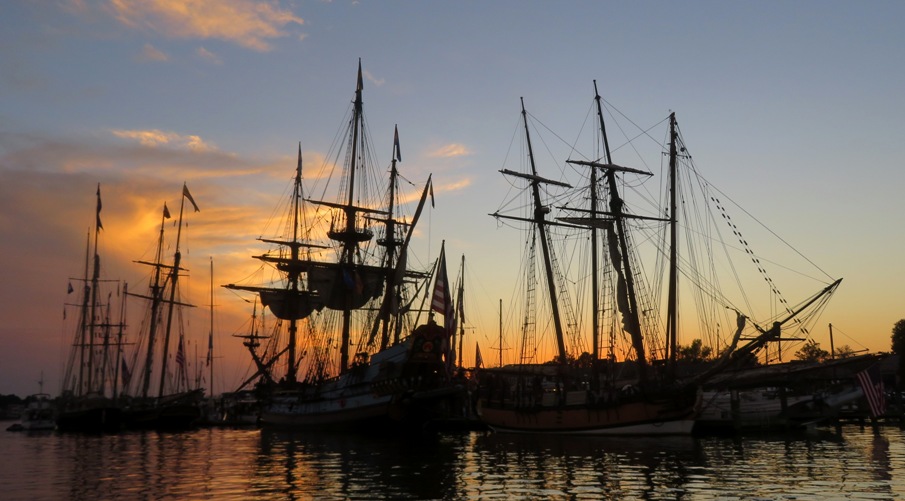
[307,262,384,310]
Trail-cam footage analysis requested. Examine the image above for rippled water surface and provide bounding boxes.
[1,422,903,500]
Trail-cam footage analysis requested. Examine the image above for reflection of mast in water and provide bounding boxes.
[492,298,511,368]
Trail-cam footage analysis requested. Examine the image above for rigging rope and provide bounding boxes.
[710,195,808,336]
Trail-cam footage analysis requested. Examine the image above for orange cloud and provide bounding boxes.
[111,129,215,152]
[429,143,472,158]
[437,177,471,193]
[106,0,304,52]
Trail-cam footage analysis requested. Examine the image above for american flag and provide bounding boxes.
[175,335,186,371]
[431,244,456,371]
[431,244,454,331]
[856,364,886,418]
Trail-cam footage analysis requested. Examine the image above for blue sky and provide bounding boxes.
[1,0,903,397]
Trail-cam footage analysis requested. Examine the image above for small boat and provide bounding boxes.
[7,393,55,432]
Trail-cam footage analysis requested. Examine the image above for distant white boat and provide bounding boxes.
[696,354,879,432]
[9,375,56,432]
[20,394,56,431]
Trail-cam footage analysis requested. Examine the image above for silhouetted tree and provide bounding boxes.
[794,339,829,362]
[892,319,905,383]
[678,339,712,362]
[833,345,856,359]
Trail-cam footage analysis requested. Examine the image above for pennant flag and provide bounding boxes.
[356,59,363,92]
[95,184,103,231]
[67,282,74,294]
[393,125,402,162]
[429,179,435,208]
[456,264,465,325]
[475,343,484,369]
[183,183,200,212]
[121,357,131,386]
[857,364,887,418]
[163,202,171,219]
[297,142,303,178]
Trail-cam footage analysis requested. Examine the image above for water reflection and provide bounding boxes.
[256,428,463,499]
[466,433,702,499]
[0,424,902,499]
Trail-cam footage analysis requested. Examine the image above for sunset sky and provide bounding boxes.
[2,1,903,397]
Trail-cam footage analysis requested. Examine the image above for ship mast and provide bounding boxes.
[157,183,197,398]
[75,231,90,396]
[224,143,326,385]
[516,97,570,363]
[456,254,465,369]
[336,60,366,372]
[593,89,648,383]
[312,59,382,373]
[666,112,679,376]
[134,204,168,399]
[373,126,404,350]
[286,145,303,382]
[86,184,102,394]
[589,82,605,364]
[208,258,215,396]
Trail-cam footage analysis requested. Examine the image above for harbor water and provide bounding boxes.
[2,422,904,500]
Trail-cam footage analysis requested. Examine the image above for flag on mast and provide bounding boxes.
[393,125,402,162]
[431,242,454,331]
[95,184,103,231]
[176,335,186,371]
[356,59,363,92]
[431,242,456,370]
[183,183,200,212]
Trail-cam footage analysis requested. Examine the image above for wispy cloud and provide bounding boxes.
[363,70,384,87]
[105,0,304,52]
[111,128,215,152]
[137,43,168,62]
[196,46,222,65]
[429,143,472,158]
[0,130,276,186]
[438,177,471,193]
